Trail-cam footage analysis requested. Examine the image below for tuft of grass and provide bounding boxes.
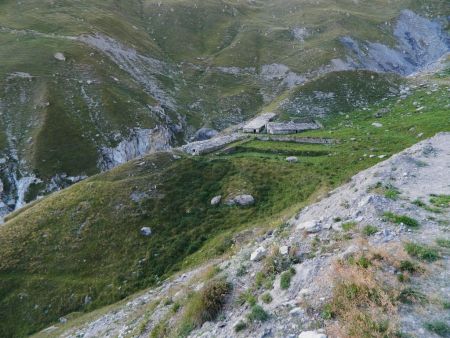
[404,243,440,262]
[429,195,450,208]
[384,187,400,200]
[383,212,420,228]
[261,293,273,304]
[280,267,296,290]
[362,225,378,236]
[342,221,357,231]
[247,305,269,322]
[424,321,450,337]
[436,238,450,248]
[177,278,232,335]
[397,288,427,304]
[237,290,257,307]
[398,260,419,274]
[234,320,247,332]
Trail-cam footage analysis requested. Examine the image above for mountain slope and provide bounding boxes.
[35,132,450,338]
[0,75,449,336]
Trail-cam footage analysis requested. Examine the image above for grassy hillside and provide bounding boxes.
[0,0,448,190]
[0,78,449,336]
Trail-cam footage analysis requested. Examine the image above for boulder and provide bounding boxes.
[54,52,66,61]
[286,156,298,163]
[371,122,383,128]
[210,195,222,206]
[193,128,219,141]
[140,227,152,236]
[250,246,267,261]
[226,194,255,206]
[298,331,327,338]
[296,220,321,233]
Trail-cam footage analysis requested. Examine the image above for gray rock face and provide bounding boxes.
[193,128,219,141]
[340,10,449,75]
[140,227,152,236]
[226,194,255,206]
[210,195,222,206]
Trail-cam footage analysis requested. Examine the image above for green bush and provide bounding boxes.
[247,305,269,322]
[280,270,294,289]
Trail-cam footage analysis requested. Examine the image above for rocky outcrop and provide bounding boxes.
[340,10,450,75]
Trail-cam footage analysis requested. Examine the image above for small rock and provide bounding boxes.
[54,52,66,61]
[286,156,298,163]
[59,317,67,324]
[250,246,267,261]
[371,122,383,128]
[290,307,304,316]
[298,331,327,338]
[210,195,222,206]
[296,220,321,233]
[279,245,289,255]
[140,227,152,236]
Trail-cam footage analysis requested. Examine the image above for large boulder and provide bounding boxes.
[226,194,255,206]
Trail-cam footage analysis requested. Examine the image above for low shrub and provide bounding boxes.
[247,305,269,322]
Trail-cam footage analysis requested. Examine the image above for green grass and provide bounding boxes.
[383,212,420,228]
[361,225,378,236]
[404,243,440,262]
[261,292,273,304]
[342,221,357,231]
[429,195,450,208]
[436,238,450,248]
[424,321,450,337]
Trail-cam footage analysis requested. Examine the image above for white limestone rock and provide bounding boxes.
[250,246,267,261]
